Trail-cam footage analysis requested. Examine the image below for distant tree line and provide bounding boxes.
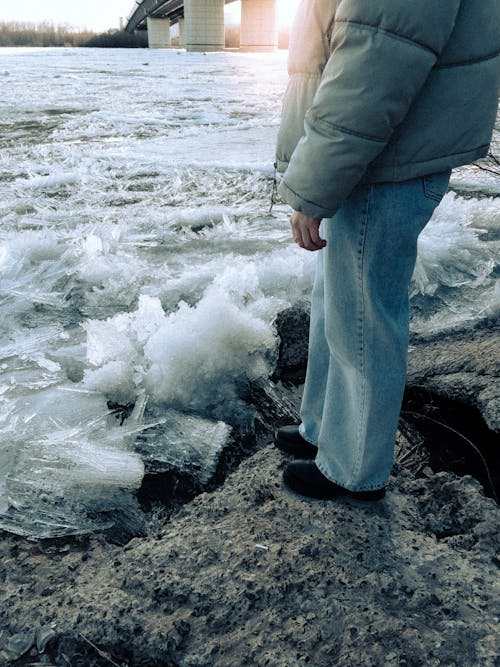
[0,21,288,50]
[0,22,147,48]
[0,21,92,47]
[84,30,148,48]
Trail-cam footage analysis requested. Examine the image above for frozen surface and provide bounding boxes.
[0,47,498,538]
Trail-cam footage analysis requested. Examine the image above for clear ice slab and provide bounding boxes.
[0,385,145,539]
[135,409,231,486]
[0,384,232,539]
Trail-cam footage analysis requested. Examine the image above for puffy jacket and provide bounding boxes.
[276,0,500,219]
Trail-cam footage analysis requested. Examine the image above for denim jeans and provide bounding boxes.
[299,171,451,491]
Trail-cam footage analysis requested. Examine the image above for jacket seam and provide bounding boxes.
[435,51,500,69]
[398,144,491,166]
[335,19,438,58]
[307,113,387,144]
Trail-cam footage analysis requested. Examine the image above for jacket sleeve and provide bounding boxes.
[278,0,462,219]
[275,0,338,171]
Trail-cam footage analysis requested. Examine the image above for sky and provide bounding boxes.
[0,0,300,33]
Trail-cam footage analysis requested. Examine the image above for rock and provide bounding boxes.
[273,304,309,384]
[407,320,500,433]
[245,377,299,433]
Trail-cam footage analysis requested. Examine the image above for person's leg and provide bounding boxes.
[312,171,450,492]
[298,245,330,446]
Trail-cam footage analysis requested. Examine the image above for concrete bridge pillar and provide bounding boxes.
[147,17,171,48]
[240,0,278,51]
[184,0,225,51]
[177,18,185,48]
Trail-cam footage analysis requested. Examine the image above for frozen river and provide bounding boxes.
[0,47,498,538]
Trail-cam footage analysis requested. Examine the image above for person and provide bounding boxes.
[274,0,500,501]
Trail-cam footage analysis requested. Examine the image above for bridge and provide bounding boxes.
[125,0,278,51]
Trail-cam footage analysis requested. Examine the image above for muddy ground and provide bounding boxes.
[1,433,499,667]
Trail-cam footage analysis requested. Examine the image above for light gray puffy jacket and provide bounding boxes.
[277,0,500,219]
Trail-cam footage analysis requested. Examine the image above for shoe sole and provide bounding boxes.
[274,440,318,458]
[283,466,386,502]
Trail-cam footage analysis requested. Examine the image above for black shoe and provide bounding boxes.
[274,425,318,458]
[283,460,386,501]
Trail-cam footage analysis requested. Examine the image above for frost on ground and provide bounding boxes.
[0,48,498,539]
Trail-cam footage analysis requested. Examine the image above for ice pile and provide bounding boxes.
[0,262,283,538]
[83,265,281,415]
[0,230,70,317]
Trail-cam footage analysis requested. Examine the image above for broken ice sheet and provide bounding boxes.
[409,193,499,331]
[0,385,146,539]
[0,325,64,362]
[412,193,497,298]
[135,410,231,485]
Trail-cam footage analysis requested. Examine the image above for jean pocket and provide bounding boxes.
[423,170,452,203]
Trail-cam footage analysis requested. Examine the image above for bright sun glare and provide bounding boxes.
[277,0,302,26]
[227,0,302,27]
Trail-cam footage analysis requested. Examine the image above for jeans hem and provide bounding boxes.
[298,423,318,447]
[315,454,388,492]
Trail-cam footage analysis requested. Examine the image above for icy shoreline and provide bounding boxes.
[0,47,498,539]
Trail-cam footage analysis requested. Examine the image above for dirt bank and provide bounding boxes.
[1,438,498,666]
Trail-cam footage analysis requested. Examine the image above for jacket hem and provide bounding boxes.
[363,146,491,183]
[277,179,336,219]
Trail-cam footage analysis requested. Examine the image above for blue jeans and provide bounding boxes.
[299,171,451,491]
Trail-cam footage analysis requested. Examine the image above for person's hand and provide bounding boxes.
[289,211,326,251]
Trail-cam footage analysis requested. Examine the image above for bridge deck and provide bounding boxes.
[126,0,234,32]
